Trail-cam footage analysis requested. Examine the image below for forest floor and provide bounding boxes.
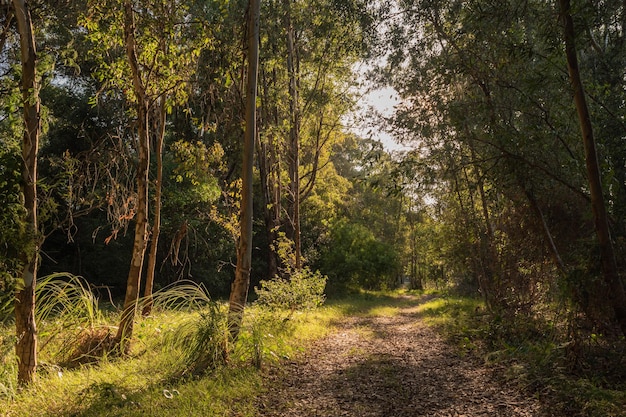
[258,294,550,417]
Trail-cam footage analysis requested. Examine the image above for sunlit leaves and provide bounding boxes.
[80,0,215,107]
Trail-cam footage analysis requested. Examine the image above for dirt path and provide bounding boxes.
[259,295,550,417]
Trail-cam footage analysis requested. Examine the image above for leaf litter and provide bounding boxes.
[258,295,554,417]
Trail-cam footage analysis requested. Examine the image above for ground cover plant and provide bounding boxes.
[0,273,337,416]
[2,278,626,416]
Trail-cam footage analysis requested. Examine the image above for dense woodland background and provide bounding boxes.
[2,0,626,399]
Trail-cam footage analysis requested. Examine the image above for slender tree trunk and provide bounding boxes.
[258,69,279,279]
[475,171,501,310]
[256,133,280,279]
[466,139,501,310]
[559,0,626,336]
[283,0,302,269]
[143,98,166,316]
[450,160,486,303]
[13,0,39,386]
[116,0,151,348]
[228,0,260,340]
[523,188,567,274]
[408,207,422,290]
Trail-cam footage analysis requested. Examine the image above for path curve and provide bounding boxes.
[259,295,551,417]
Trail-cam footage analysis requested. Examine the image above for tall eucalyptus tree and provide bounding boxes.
[557,0,626,336]
[82,0,211,347]
[228,0,261,340]
[12,0,40,385]
[257,0,373,277]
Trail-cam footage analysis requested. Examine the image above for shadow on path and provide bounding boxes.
[259,294,550,417]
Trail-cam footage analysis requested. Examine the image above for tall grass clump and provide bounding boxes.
[164,301,229,376]
[126,280,222,369]
[35,273,110,366]
[148,280,213,312]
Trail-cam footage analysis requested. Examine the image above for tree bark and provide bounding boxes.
[284,0,302,269]
[558,0,626,336]
[116,0,151,348]
[143,98,166,316]
[228,0,260,340]
[466,142,499,311]
[13,0,39,386]
[258,67,280,279]
[256,131,280,279]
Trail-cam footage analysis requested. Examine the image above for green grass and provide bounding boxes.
[0,284,393,416]
[5,285,624,417]
[1,304,302,416]
[324,288,429,318]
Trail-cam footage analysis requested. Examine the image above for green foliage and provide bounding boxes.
[255,269,327,314]
[80,0,211,106]
[169,140,223,205]
[255,234,327,316]
[0,115,26,317]
[167,303,228,376]
[320,220,401,292]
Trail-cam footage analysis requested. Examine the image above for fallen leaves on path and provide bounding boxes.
[258,295,552,417]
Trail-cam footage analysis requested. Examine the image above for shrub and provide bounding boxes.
[255,267,327,314]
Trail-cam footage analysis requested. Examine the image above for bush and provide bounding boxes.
[255,233,327,315]
[255,267,327,314]
[318,220,401,292]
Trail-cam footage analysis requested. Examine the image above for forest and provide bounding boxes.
[1,0,626,415]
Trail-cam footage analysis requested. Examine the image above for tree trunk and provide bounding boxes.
[408,208,422,290]
[523,188,567,274]
[143,98,166,316]
[558,0,626,336]
[258,68,280,279]
[256,132,280,279]
[283,0,302,269]
[116,0,151,348]
[228,0,260,340]
[13,0,39,386]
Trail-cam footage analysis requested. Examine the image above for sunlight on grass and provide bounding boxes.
[345,346,367,358]
[0,279,357,416]
[352,325,375,340]
[1,305,263,417]
[325,288,420,317]
[18,286,625,417]
[368,305,401,317]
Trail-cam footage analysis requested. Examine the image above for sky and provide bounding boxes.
[350,85,411,152]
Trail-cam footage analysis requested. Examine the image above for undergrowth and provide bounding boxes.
[9,283,623,416]
[417,290,626,417]
[0,274,344,416]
